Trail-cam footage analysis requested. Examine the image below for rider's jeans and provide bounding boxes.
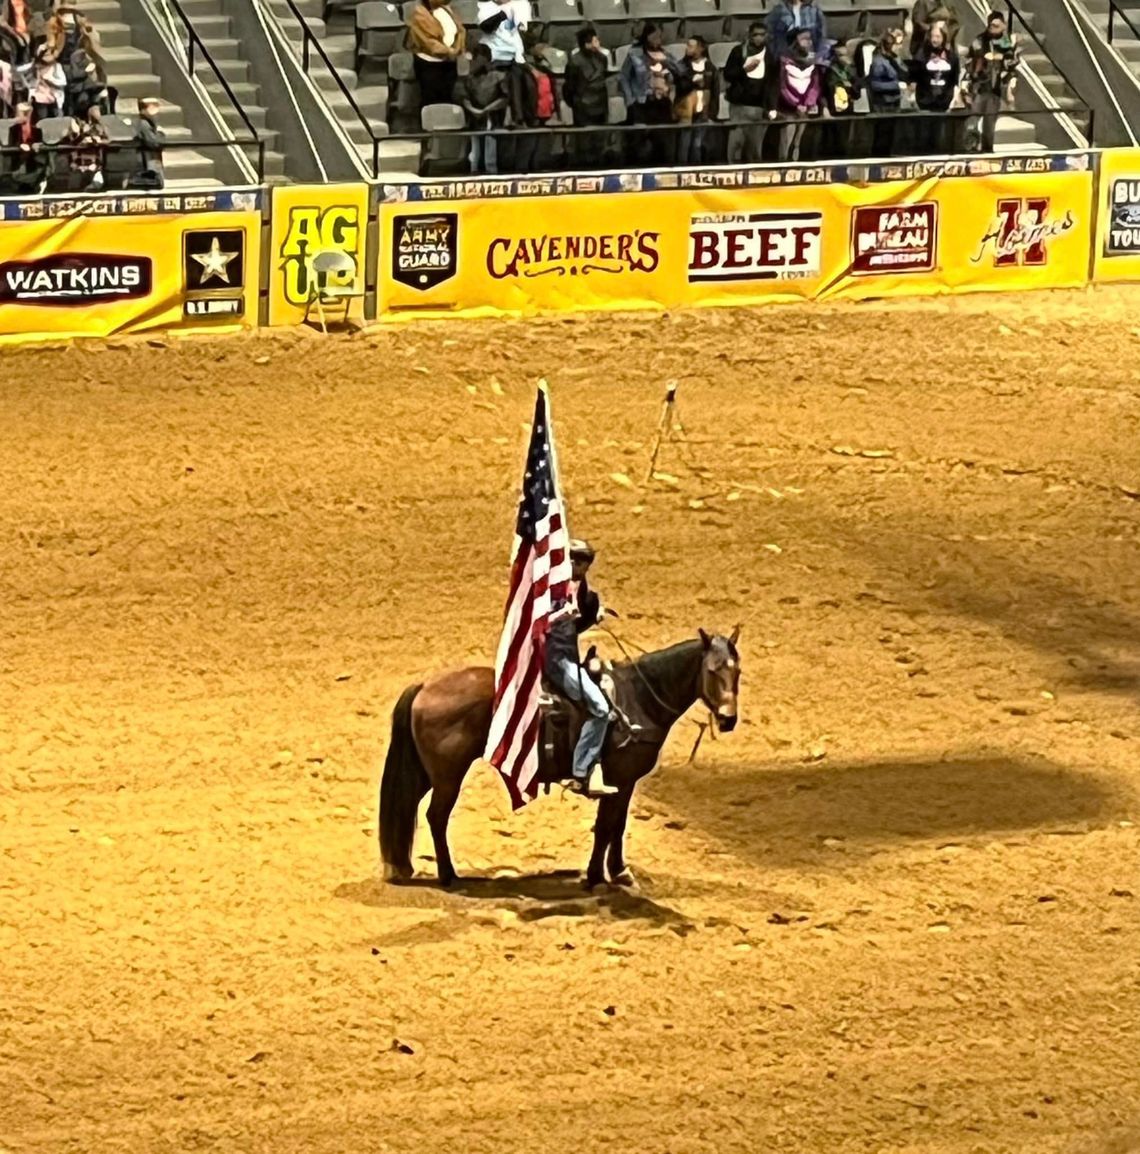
[548,656,610,779]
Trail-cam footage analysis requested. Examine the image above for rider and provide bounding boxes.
[544,539,619,798]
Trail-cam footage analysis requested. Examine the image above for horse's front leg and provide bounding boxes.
[606,785,635,886]
[586,793,621,889]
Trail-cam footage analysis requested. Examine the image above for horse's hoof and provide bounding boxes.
[383,862,414,884]
[584,876,606,893]
[439,872,458,889]
[609,868,637,889]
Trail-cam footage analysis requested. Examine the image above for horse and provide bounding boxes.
[378,628,741,889]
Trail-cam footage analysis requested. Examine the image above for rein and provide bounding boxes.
[597,623,691,719]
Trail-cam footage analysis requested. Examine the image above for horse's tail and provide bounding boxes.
[379,683,429,882]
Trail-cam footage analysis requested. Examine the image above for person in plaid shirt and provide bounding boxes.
[63,101,107,189]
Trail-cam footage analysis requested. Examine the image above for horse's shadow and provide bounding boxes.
[335,869,697,942]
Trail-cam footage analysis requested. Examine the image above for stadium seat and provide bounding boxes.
[387,50,421,131]
[538,0,585,51]
[606,93,627,122]
[357,2,405,65]
[720,0,758,43]
[453,0,480,31]
[708,39,733,69]
[581,0,631,49]
[664,40,686,60]
[544,45,569,74]
[629,0,677,40]
[613,41,631,69]
[677,0,724,42]
[421,102,469,174]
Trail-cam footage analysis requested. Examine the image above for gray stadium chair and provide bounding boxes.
[453,0,480,30]
[387,51,421,131]
[708,38,734,69]
[0,118,16,176]
[544,45,569,74]
[581,0,631,49]
[37,117,72,146]
[664,40,686,60]
[421,102,469,174]
[677,0,724,42]
[613,41,631,69]
[538,0,585,50]
[720,0,758,43]
[629,0,677,40]
[607,93,628,123]
[357,2,405,65]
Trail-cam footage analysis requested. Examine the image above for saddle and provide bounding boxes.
[536,647,652,790]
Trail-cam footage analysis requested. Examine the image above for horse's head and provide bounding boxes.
[697,626,741,733]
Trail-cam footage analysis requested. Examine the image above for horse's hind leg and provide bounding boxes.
[425,766,464,887]
[606,786,635,886]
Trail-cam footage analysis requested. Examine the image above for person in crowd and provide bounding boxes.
[867,25,905,157]
[724,22,771,163]
[453,41,507,174]
[47,5,104,80]
[129,95,165,189]
[507,36,556,172]
[822,39,860,157]
[766,0,826,59]
[965,9,1018,153]
[30,43,64,121]
[477,0,526,70]
[772,25,820,162]
[909,21,959,153]
[6,100,44,188]
[64,47,107,116]
[674,35,718,166]
[909,0,960,57]
[563,25,608,168]
[1,0,32,68]
[619,21,681,166]
[406,0,465,109]
[62,100,107,190]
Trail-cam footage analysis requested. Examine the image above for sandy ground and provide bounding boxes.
[2,287,1140,1154]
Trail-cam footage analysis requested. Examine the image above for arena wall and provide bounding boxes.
[0,148,1138,344]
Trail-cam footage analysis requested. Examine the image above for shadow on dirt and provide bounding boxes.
[646,750,1125,868]
[335,869,697,940]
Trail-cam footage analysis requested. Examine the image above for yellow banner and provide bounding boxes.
[0,194,261,343]
[376,159,1094,318]
[1093,147,1140,284]
[267,183,370,326]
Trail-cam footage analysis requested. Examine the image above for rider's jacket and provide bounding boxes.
[544,576,600,673]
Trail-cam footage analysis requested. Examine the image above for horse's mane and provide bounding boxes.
[624,638,704,678]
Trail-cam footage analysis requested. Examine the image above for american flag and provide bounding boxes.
[484,383,572,809]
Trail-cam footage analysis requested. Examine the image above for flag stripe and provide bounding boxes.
[483,386,571,810]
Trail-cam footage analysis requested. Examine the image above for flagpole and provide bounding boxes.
[538,378,571,541]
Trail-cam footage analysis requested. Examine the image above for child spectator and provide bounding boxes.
[822,40,860,157]
[129,95,165,189]
[724,22,771,163]
[773,26,820,162]
[910,21,959,153]
[453,42,507,173]
[30,43,64,121]
[868,26,905,157]
[674,35,718,165]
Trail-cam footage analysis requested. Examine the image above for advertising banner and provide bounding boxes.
[267,183,370,326]
[1092,147,1140,284]
[0,190,262,343]
[375,153,1094,318]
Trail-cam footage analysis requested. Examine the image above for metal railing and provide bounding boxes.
[0,136,267,189]
[1003,0,1092,112]
[167,0,264,147]
[1107,0,1140,43]
[385,105,1093,178]
[279,0,386,175]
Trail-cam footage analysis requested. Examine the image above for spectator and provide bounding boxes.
[910,21,959,153]
[1,0,31,68]
[406,0,465,109]
[674,35,718,166]
[506,37,556,172]
[30,43,64,121]
[766,0,826,58]
[47,6,104,79]
[477,0,526,69]
[965,9,1018,153]
[822,40,860,157]
[619,22,681,166]
[773,26,820,162]
[563,25,608,167]
[64,47,108,116]
[724,22,771,163]
[6,100,44,189]
[62,101,107,190]
[909,0,960,57]
[129,95,164,189]
[867,26,905,157]
[453,42,506,174]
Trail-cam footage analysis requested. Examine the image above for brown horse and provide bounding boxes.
[378,628,741,889]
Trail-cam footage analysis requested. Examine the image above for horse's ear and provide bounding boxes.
[698,628,711,650]
[729,624,741,647]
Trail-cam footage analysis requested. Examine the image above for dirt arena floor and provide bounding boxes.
[3,287,1140,1154]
